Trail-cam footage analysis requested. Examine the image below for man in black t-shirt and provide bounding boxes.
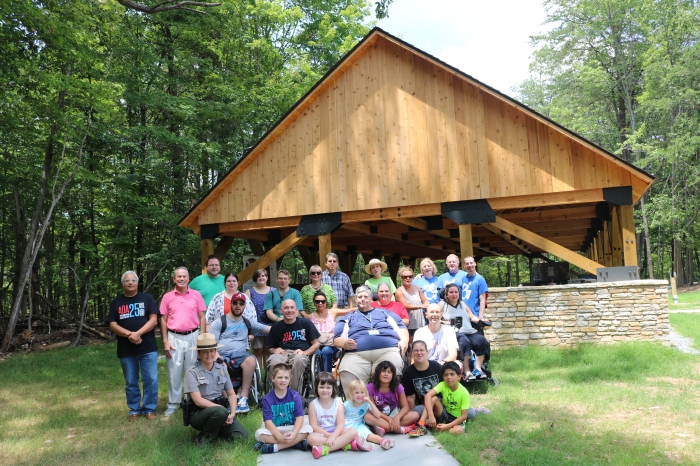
[267,299,320,392]
[402,340,443,416]
[105,271,160,421]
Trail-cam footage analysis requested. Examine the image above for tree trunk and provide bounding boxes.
[673,238,684,286]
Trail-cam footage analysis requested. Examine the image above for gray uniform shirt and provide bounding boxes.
[209,314,269,357]
[184,361,232,401]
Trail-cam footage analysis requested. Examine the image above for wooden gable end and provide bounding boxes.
[196,35,646,226]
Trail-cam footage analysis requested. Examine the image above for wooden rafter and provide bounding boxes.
[489,216,601,274]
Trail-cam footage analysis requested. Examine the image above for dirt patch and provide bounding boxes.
[479,447,500,464]
[678,284,700,293]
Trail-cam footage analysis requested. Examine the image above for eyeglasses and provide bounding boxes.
[401,275,414,279]
[309,271,321,275]
[314,300,327,305]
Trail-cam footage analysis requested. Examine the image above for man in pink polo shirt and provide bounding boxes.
[159,266,206,417]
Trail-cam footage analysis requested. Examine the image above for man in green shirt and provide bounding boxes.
[189,255,225,307]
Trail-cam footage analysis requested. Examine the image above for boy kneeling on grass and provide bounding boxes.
[254,363,313,454]
[418,361,490,434]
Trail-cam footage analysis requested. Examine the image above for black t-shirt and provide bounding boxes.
[105,292,159,358]
[267,317,320,351]
[401,360,443,406]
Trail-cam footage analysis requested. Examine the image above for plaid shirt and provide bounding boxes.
[322,270,354,308]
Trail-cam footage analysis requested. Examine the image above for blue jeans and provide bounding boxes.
[316,346,339,373]
[119,351,158,415]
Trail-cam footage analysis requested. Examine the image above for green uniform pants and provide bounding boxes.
[189,406,248,440]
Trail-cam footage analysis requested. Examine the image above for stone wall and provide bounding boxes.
[484,280,669,350]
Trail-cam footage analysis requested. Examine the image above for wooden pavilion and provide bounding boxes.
[178,28,654,283]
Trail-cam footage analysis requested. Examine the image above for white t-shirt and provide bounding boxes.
[414,325,458,362]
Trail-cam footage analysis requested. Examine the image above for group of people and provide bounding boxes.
[105,252,491,448]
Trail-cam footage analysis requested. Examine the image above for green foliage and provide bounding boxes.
[0,0,375,323]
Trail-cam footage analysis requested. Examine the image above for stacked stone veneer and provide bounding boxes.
[484,280,669,350]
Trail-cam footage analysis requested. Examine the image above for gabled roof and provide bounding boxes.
[179,27,654,230]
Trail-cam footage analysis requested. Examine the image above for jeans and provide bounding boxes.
[316,346,338,373]
[119,351,158,415]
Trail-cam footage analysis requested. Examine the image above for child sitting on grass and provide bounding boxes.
[254,364,313,454]
[363,361,420,435]
[308,371,363,458]
[419,361,490,434]
[344,379,394,450]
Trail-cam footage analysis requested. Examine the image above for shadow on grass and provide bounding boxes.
[438,402,690,466]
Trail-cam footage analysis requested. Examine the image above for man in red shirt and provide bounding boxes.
[160,266,206,417]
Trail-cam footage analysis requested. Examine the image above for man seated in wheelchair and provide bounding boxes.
[209,291,270,413]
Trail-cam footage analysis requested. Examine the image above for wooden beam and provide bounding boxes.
[214,237,235,262]
[394,218,453,239]
[342,222,455,255]
[489,189,605,211]
[490,216,602,274]
[319,234,332,270]
[342,204,441,224]
[459,224,473,258]
[296,246,316,271]
[201,239,214,274]
[247,239,265,256]
[238,232,307,284]
[498,206,597,224]
[481,224,532,254]
[618,205,638,267]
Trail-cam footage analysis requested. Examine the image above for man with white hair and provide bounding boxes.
[106,271,160,421]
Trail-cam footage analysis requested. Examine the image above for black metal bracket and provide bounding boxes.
[441,200,495,225]
[595,202,612,221]
[603,186,632,206]
[296,212,343,237]
[200,224,220,240]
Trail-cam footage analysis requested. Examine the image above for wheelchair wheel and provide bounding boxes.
[309,352,322,396]
[250,361,264,406]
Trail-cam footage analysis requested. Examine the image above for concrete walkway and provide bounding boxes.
[257,422,459,466]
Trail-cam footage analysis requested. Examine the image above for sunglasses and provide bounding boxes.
[232,300,245,305]
[309,271,321,275]
[401,275,414,279]
[314,300,327,304]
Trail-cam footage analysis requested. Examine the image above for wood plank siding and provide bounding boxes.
[186,31,652,229]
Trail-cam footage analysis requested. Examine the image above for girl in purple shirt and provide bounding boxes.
[364,361,420,435]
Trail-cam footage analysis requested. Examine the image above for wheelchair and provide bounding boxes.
[220,355,265,408]
[265,352,322,402]
[450,317,498,387]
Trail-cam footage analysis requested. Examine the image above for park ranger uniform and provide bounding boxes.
[184,360,248,440]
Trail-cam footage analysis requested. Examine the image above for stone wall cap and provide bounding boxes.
[491,279,669,292]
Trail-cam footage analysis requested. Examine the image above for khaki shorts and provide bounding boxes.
[338,347,404,382]
[254,422,313,442]
[251,336,267,350]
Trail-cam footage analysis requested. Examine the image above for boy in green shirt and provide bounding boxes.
[420,361,489,434]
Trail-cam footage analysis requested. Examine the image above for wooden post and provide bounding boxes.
[318,234,332,270]
[602,221,612,267]
[596,231,604,265]
[201,239,214,274]
[238,232,307,284]
[611,207,623,266]
[671,276,678,304]
[459,224,473,263]
[617,205,638,267]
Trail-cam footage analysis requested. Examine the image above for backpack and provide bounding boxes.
[220,315,252,336]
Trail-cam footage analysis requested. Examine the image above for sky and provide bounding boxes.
[375,0,551,97]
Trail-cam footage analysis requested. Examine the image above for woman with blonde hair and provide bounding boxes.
[395,265,429,338]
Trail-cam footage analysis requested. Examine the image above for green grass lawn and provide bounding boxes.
[668,288,700,310]
[670,313,700,351]
[2,334,700,465]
